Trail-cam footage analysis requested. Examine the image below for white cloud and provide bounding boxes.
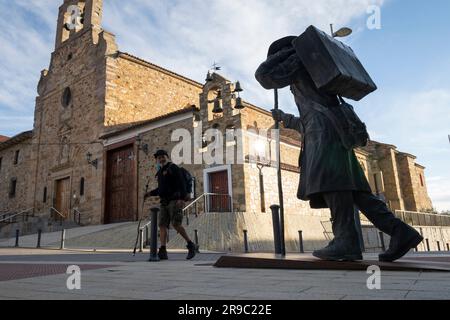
[0,1,57,117]
[363,89,450,211]
[102,0,384,111]
[428,179,450,213]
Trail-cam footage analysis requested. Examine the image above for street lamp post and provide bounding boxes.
[330,24,353,38]
[273,88,286,256]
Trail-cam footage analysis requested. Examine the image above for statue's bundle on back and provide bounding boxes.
[293,26,377,101]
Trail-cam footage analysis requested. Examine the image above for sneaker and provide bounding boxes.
[158,247,168,260]
[186,242,199,260]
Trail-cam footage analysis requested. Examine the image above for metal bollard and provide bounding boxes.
[270,205,282,254]
[437,241,441,252]
[186,213,190,226]
[15,230,20,248]
[145,226,149,247]
[379,232,386,252]
[243,230,249,253]
[60,229,66,250]
[36,230,42,249]
[194,229,199,246]
[447,243,450,252]
[298,230,304,254]
[149,208,160,262]
[139,229,144,253]
[425,238,430,252]
[195,202,198,218]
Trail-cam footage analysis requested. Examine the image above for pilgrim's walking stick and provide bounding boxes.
[133,176,151,256]
[273,88,286,256]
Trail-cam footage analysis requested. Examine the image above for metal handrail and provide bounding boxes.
[0,208,34,224]
[50,207,67,226]
[136,193,232,232]
[140,218,153,231]
[50,207,66,218]
[182,194,208,212]
[182,193,231,214]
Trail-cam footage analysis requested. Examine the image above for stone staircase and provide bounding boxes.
[0,212,80,240]
[0,218,181,250]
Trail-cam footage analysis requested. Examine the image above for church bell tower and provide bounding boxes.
[55,0,103,49]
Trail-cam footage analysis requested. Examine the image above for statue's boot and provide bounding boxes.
[313,208,362,262]
[313,240,362,262]
[379,223,423,262]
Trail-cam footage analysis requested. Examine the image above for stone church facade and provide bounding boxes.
[0,0,433,230]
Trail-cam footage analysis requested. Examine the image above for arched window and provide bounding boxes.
[43,187,47,203]
[225,125,237,145]
[9,178,17,198]
[80,177,85,196]
[62,87,72,108]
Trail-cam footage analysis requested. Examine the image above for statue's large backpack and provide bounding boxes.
[293,25,377,101]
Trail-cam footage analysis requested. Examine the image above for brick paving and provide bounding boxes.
[0,248,449,300]
[0,263,116,282]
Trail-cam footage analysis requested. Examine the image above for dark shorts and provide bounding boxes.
[159,201,183,228]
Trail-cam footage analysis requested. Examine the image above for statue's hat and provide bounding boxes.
[267,36,297,57]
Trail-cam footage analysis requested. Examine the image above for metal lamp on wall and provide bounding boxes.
[136,135,149,155]
[86,152,98,169]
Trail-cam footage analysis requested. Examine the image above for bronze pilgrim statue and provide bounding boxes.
[255,26,423,262]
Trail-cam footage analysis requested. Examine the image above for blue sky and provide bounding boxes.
[0,0,449,211]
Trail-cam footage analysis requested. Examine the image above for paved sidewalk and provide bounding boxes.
[0,248,449,300]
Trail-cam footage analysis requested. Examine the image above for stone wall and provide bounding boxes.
[413,164,433,211]
[29,21,116,225]
[364,142,434,213]
[104,54,203,127]
[417,226,450,252]
[0,138,33,214]
[243,163,330,217]
[373,145,405,210]
[167,212,332,253]
[134,116,206,219]
[396,153,419,211]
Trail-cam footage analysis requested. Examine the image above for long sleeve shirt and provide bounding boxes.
[149,162,188,202]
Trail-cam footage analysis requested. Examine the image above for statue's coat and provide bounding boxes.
[255,50,372,209]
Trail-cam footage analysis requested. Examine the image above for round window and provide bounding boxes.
[62,87,72,108]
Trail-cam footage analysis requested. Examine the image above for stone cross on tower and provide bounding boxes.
[55,0,103,48]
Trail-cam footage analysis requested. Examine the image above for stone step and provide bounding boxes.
[0,215,82,240]
[0,214,195,250]
[0,222,133,248]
